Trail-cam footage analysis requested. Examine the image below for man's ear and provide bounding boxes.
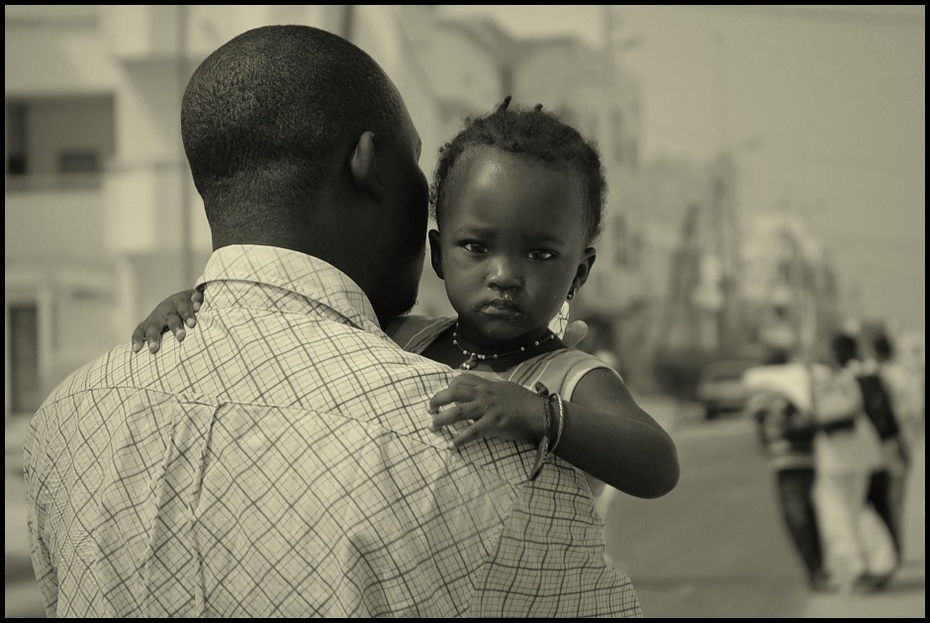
[428,229,444,279]
[349,131,386,201]
[572,247,597,293]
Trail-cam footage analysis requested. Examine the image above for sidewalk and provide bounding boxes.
[800,433,925,618]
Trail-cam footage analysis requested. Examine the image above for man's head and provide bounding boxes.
[182,25,429,325]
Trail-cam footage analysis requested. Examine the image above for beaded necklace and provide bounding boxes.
[452,323,556,370]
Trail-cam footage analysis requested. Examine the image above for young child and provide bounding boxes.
[132,97,680,503]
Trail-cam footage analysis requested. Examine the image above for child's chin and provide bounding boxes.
[481,321,538,342]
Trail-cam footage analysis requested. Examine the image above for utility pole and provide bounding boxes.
[713,31,730,153]
[709,32,756,354]
[711,167,731,351]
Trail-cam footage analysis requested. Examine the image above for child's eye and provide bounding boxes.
[528,249,556,260]
[462,241,487,254]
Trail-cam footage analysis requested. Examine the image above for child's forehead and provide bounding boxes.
[439,146,589,240]
[450,146,583,196]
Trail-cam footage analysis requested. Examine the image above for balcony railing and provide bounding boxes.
[5,172,103,193]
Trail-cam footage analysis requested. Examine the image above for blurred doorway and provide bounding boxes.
[6,302,40,419]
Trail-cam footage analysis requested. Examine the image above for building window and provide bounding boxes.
[58,150,100,174]
[8,304,41,415]
[7,154,27,176]
[4,94,113,190]
[6,101,28,175]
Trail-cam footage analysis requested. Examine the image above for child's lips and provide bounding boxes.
[479,300,521,318]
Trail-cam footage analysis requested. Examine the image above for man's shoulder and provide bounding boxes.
[38,343,136,407]
[41,344,132,396]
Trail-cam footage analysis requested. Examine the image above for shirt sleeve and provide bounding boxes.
[23,406,60,617]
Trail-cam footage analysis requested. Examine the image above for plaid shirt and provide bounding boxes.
[24,244,640,617]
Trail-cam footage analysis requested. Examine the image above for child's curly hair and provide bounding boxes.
[429,96,608,244]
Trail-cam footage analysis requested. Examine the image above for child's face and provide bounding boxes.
[429,146,595,349]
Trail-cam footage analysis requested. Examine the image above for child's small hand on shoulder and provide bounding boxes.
[131,289,203,353]
[428,373,546,450]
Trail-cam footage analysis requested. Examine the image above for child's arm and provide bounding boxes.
[131,289,202,353]
[428,370,680,499]
[131,296,584,353]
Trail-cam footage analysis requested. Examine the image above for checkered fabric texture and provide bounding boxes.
[24,244,641,617]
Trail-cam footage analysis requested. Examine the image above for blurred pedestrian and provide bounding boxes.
[864,333,916,562]
[24,25,663,617]
[872,333,923,439]
[810,333,897,593]
[743,348,832,592]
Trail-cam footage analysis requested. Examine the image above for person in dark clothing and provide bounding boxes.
[743,348,833,592]
[859,336,910,565]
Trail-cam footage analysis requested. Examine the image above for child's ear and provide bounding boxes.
[349,131,386,201]
[571,247,597,293]
[428,229,444,279]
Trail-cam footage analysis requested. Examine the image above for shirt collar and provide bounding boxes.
[195,244,384,335]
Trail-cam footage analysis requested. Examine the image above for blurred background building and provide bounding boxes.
[4,5,922,421]
[5,5,449,421]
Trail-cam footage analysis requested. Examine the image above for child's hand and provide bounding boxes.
[131,289,203,354]
[427,373,547,450]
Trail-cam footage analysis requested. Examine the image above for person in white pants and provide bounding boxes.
[812,333,898,593]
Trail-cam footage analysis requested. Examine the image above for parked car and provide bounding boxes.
[695,359,761,420]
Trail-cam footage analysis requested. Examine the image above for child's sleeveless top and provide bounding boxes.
[390,314,623,498]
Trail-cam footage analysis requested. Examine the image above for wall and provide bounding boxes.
[5,189,106,259]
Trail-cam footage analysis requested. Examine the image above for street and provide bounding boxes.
[612,396,924,618]
[608,400,812,617]
[6,398,924,618]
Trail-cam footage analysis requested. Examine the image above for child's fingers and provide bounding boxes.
[430,403,480,431]
[131,324,146,353]
[190,289,204,313]
[428,374,484,413]
[166,314,187,342]
[177,300,198,328]
[449,422,487,450]
[427,381,479,414]
[427,389,454,414]
[144,323,166,354]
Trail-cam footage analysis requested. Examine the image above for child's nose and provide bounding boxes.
[487,257,522,291]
